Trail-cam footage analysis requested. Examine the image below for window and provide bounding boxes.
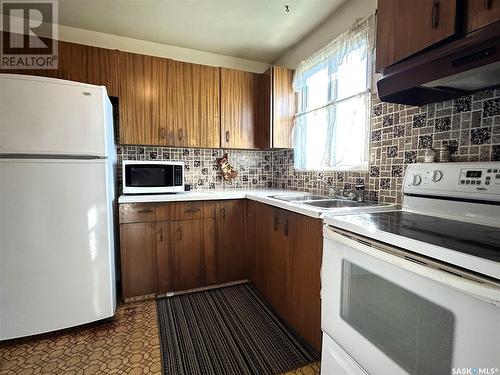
[292,16,374,171]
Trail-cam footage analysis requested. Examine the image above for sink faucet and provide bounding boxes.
[346,184,366,203]
[314,178,366,203]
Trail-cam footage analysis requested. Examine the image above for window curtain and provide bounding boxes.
[292,15,374,171]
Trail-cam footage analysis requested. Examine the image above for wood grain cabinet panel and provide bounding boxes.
[272,66,295,148]
[286,212,323,351]
[171,218,216,291]
[221,68,260,149]
[120,222,158,298]
[255,204,289,318]
[156,221,171,294]
[118,51,170,145]
[465,0,500,33]
[215,200,247,283]
[376,0,458,72]
[248,203,323,351]
[169,60,220,148]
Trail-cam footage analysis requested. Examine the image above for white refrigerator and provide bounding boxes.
[0,74,117,340]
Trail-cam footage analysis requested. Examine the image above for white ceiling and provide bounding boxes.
[58,0,346,63]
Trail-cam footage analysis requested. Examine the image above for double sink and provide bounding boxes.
[270,194,386,209]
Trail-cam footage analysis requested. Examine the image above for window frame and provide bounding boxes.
[293,32,373,172]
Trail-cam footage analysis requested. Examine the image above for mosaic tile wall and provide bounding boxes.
[273,89,500,204]
[117,146,274,192]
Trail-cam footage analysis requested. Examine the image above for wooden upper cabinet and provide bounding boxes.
[465,0,500,33]
[272,66,295,148]
[169,60,220,148]
[221,67,260,149]
[118,51,170,145]
[376,0,458,72]
[58,41,119,96]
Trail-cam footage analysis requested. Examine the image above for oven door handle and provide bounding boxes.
[324,226,500,307]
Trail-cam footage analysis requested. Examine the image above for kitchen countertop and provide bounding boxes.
[118,189,397,219]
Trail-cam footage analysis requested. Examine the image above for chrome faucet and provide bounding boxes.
[314,178,366,203]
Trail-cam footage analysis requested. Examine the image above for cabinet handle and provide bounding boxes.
[221,207,226,220]
[138,209,153,214]
[283,218,289,236]
[185,207,201,213]
[178,129,184,140]
[483,0,493,9]
[225,131,230,143]
[159,227,164,242]
[273,216,278,231]
[177,227,182,241]
[431,0,440,29]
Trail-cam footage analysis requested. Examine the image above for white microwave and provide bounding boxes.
[122,160,185,194]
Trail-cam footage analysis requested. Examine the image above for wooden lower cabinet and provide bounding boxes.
[250,202,323,351]
[120,222,158,298]
[119,199,323,351]
[171,218,216,291]
[286,210,323,351]
[216,200,247,283]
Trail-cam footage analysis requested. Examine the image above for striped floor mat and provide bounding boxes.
[157,283,319,375]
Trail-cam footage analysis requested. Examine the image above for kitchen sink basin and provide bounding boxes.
[270,194,329,202]
[302,199,379,208]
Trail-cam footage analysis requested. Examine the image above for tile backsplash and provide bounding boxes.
[117,146,273,191]
[118,89,500,202]
[273,90,500,204]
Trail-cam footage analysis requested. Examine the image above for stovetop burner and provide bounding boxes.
[344,211,500,263]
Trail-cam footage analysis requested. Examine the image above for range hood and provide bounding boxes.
[377,25,500,106]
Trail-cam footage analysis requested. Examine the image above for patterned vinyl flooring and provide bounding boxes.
[0,299,320,375]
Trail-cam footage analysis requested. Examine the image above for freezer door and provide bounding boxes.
[0,159,116,340]
[0,74,110,156]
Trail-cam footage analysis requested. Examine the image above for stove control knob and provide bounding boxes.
[432,170,443,182]
[411,174,422,186]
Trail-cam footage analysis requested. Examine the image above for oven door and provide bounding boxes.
[322,226,500,375]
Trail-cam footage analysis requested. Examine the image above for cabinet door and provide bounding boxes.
[171,218,216,291]
[216,200,246,283]
[85,45,120,97]
[257,205,289,317]
[221,68,259,149]
[46,42,120,96]
[257,68,272,149]
[272,66,295,148]
[169,60,220,148]
[287,212,323,351]
[120,222,158,298]
[119,51,170,145]
[156,221,172,294]
[466,0,500,33]
[245,200,260,282]
[376,0,458,72]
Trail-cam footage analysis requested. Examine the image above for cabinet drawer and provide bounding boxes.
[119,203,156,223]
[169,202,216,220]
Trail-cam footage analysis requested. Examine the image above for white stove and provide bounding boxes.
[320,162,500,375]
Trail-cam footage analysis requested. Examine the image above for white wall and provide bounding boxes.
[1,17,270,73]
[58,24,270,73]
[275,0,377,69]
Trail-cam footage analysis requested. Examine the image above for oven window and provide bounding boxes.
[126,165,172,187]
[340,260,455,375]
